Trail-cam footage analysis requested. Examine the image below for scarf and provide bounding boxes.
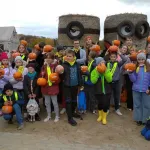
[17,66,24,74]
[68,60,76,66]
[136,65,146,73]
[27,71,37,80]
[73,47,81,53]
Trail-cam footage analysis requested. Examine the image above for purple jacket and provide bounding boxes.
[129,66,150,92]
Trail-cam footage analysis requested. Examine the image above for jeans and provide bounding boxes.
[112,81,120,110]
[133,91,150,123]
[3,103,23,125]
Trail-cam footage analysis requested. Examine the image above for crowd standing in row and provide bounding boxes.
[0,36,150,135]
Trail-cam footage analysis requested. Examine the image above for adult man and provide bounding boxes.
[72,40,86,65]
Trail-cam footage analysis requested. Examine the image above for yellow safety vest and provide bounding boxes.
[21,55,25,60]
[47,66,52,86]
[107,62,118,76]
[85,60,94,81]
[2,92,18,102]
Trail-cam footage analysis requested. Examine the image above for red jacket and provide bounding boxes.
[40,61,59,95]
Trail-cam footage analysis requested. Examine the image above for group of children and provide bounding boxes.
[0,36,150,131]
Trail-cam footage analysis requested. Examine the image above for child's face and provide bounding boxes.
[2,59,8,65]
[19,45,25,53]
[120,46,127,54]
[110,54,117,62]
[137,58,145,66]
[28,67,35,73]
[15,60,23,67]
[66,53,74,62]
[126,38,133,46]
[5,90,13,96]
[129,48,136,54]
[86,38,92,45]
[58,50,64,56]
[45,58,54,64]
[147,44,150,54]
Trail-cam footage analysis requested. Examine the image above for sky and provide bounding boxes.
[1,0,150,39]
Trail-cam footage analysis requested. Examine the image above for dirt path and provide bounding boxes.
[0,105,149,150]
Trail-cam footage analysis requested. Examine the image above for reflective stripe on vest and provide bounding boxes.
[85,60,94,81]
[3,92,18,102]
[107,62,118,76]
[21,55,25,60]
[47,66,52,86]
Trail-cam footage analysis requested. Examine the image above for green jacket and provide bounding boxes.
[91,68,112,94]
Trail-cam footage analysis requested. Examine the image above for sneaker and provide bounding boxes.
[115,109,122,116]
[73,113,81,119]
[54,116,59,123]
[107,110,110,115]
[136,121,142,126]
[18,123,24,130]
[92,110,97,114]
[68,118,77,126]
[44,116,51,122]
[60,108,66,114]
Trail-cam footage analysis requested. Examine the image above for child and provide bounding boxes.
[84,51,97,113]
[9,56,28,100]
[55,45,65,65]
[0,83,24,130]
[55,45,66,114]
[40,52,60,122]
[23,63,41,121]
[146,43,150,64]
[62,50,82,126]
[17,44,28,61]
[105,50,127,115]
[125,37,136,54]
[0,52,13,93]
[128,53,150,125]
[91,57,112,124]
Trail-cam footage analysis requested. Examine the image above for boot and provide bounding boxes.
[97,110,103,122]
[102,111,107,125]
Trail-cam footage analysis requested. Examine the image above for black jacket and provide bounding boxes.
[62,61,82,87]
[23,74,40,98]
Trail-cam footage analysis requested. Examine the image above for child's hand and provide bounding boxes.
[127,69,133,73]
[9,101,13,105]
[105,50,109,56]
[4,101,9,106]
[28,94,32,98]
[32,94,36,98]
[146,90,150,94]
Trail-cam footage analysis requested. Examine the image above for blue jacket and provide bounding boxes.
[129,66,150,92]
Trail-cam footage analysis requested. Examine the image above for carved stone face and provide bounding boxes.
[104,13,149,50]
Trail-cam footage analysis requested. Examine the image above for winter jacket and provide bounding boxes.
[62,61,82,87]
[73,48,86,65]
[0,91,24,108]
[84,59,97,85]
[40,60,59,95]
[129,66,150,92]
[9,67,28,90]
[105,54,127,82]
[23,73,40,98]
[0,67,13,89]
[91,68,112,95]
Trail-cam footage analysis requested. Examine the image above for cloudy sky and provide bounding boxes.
[1,0,150,39]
